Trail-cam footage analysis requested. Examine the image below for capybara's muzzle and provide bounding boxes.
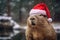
[30,18,35,25]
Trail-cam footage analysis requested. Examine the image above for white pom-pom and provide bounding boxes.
[47,18,52,22]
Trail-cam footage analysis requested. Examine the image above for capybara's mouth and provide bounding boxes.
[31,21,35,25]
[30,18,35,25]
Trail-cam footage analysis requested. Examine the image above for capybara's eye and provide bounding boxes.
[39,15,47,17]
[30,18,35,20]
[43,15,47,17]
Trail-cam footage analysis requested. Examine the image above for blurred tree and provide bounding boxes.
[18,0,34,25]
[0,0,6,15]
[7,0,11,16]
[52,0,60,21]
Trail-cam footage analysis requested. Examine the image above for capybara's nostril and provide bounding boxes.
[30,18,35,20]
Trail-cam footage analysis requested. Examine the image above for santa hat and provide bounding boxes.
[29,9,52,22]
[29,3,52,22]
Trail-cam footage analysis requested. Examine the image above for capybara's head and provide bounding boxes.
[27,14,48,27]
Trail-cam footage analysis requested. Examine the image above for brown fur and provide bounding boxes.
[26,15,57,40]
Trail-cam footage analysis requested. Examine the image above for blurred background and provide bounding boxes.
[0,0,60,25]
[0,0,60,40]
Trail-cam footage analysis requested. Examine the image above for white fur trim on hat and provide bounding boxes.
[29,9,46,16]
[47,18,52,22]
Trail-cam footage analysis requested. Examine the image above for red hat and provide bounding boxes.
[30,3,51,18]
[29,3,52,22]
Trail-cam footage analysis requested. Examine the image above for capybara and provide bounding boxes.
[26,14,57,40]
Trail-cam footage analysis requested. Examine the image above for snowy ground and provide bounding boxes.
[52,22,60,33]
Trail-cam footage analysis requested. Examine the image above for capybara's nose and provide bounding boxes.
[30,18,35,20]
